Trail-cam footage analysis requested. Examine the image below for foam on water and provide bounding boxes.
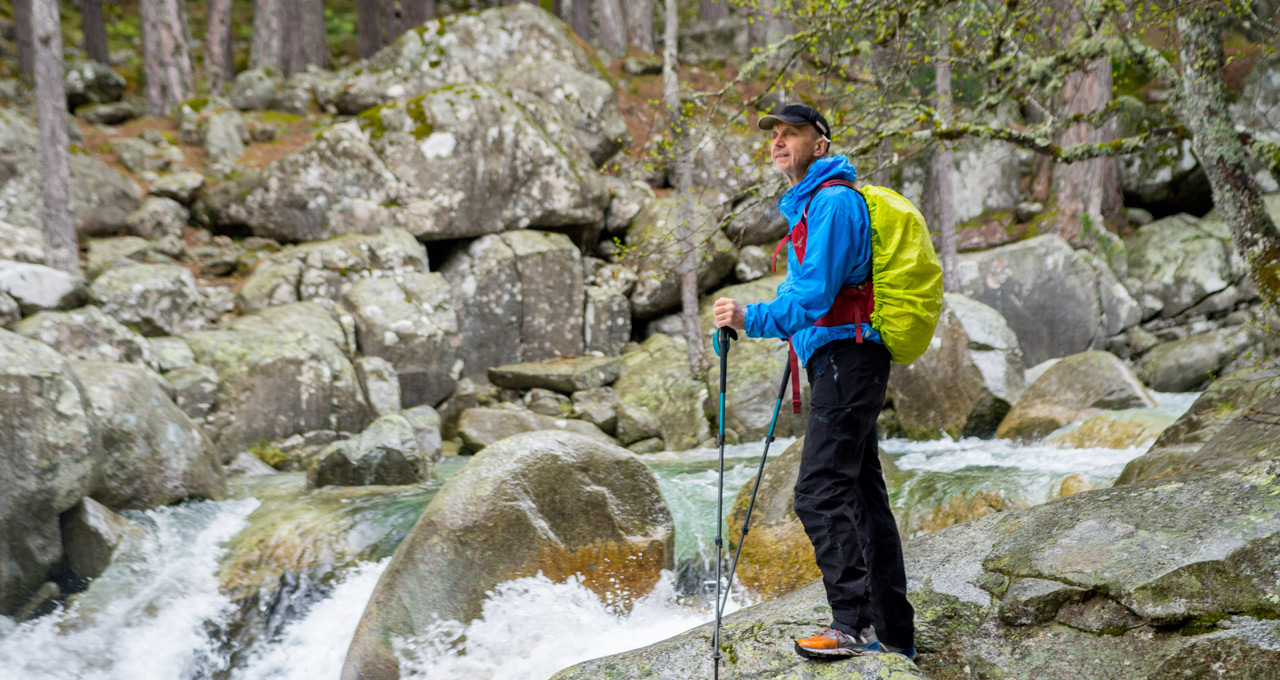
[394,571,744,680]
[0,498,258,680]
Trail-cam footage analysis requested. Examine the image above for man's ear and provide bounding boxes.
[815,137,829,158]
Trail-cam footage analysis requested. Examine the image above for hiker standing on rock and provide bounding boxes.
[712,104,920,660]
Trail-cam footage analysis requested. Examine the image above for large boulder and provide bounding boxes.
[71,361,225,508]
[1117,360,1280,485]
[184,329,370,459]
[956,235,1101,366]
[626,193,735,319]
[583,285,631,356]
[64,60,125,108]
[685,123,766,199]
[0,260,88,314]
[13,306,157,369]
[89,264,206,337]
[1124,213,1246,319]
[177,96,249,168]
[613,334,712,450]
[235,229,427,313]
[341,272,460,407]
[456,404,614,453]
[0,218,45,264]
[890,294,1026,440]
[229,300,355,356]
[561,458,1280,680]
[699,275,807,440]
[342,431,674,680]
[200,84,607,243]
[441,230,584,375]
[498,59,629,166]
[996,351,1156,443]
[0,330,100,614]
[0,108,140,237]
[1136,325,1262,392]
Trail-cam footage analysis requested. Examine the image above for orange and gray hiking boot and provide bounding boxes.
[793,627,873,659]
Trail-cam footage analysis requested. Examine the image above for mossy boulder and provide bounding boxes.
[1136,325,1261,392]
[13,306,157,369]
[996,351,1155,443]
[89,264,206,337]
[455,404,614,453]
[613,334,712,450]
[1124,213,1246,319]
[489,355,621,393]
[1046,409,1177,449]
[309,413,435,487]
[341,431,673,680]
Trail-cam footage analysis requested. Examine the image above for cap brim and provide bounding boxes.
[757,114,811,130]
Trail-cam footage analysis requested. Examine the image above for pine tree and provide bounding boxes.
[81,0,110,65]
[32,0,78,276]
[140,0,194,115]
[205,0,234,90]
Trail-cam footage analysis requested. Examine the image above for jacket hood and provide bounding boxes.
[777,155,859,227]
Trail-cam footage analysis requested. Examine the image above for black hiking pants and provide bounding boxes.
[795,338,915,650]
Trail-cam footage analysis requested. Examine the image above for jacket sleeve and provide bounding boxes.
[744,189,870,339]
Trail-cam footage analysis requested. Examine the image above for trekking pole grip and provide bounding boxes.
[717,327,737,394]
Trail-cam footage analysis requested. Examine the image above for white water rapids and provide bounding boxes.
[0,393,1198,680]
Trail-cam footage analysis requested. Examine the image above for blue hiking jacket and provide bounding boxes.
[743,155,881,367]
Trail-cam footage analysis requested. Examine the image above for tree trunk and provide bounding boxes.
[750,0,792,50]
[625,0,654,53]
[81,0,110,64]
[14,0,34,78]
[571,0,592,42]
[1178,12,1280,303]
[140,0,194,115]
[403,0,436,27]
[250,0,283,69]
[358,0,383,58]
[205,0,234,91]
[1054,57,1123,243]
[701,0,729,23]
[925,30,958,292]
[33,0,79,276]
[282,0,328,76]
[595,0,627,58]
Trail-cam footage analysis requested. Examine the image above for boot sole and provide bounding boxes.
[794,642,862,659]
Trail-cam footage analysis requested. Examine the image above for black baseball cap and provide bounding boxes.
[758,104,831,139]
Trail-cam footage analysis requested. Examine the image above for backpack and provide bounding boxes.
[777,180,944,366]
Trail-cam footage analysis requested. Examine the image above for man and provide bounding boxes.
[712,104,916,660]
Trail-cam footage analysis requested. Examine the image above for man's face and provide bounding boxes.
[770,122,826,183]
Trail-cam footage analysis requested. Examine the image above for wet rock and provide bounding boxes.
[342,431,673,680]
[441,230,585,375]
[626,437,664,454]
[341,272,460,408]
[627,193,735,319]
[60,497,132,582]
[64,60,125,108]
[456,404,614,453]
[488,355,621,394]
[997,351,1155,443]
[72,361,225,508]
[1054,474,1094,498]
[1125,213,1244,319]
[0,109,140,237]
[310,413,434,487]
[125,197,188,240]
[236,229,427,313]
[0,261,89,316]
[615,401,662,446]
[356,356,401,417]
[0,331,100,614]
[225,452,277,477]
[400,405,442,464]
[13,305,156,368]
[1047,409,1176,449]
[614,334,712,450]
[957,235,1101,366]
[890,294,1025,440]
[1136,325,1261,392]
[166,363,219,420]
[148,171,205,205]
[1117,360,1280,485]
[498,58,629,166]
[184,329,370,460]
[90,264,206,337]
[201,85,606,244]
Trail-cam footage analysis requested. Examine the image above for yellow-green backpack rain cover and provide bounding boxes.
[862,186,944,364]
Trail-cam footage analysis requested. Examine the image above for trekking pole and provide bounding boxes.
[718,358,791,621]
[712,325,737,680]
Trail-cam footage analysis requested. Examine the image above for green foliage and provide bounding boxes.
[249,441,287,468]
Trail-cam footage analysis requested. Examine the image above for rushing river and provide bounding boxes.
[0,393,1198,680]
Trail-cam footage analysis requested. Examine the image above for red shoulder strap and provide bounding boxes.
[773,180,858,273]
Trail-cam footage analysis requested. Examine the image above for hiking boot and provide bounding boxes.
[793,627,873,659]
[865,640,917,660]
